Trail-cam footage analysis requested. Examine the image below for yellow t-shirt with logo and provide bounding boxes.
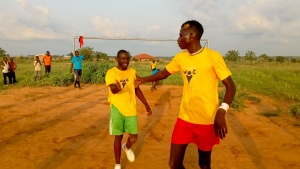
[166,48,232,124]
[105,67,137,116]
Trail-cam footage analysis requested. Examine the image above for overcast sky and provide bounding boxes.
[0,0,299,57]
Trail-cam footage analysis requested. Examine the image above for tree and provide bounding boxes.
[78,46,93,61]
[244,51,256,61]
[258,53,270,62]
[225,50,240,61]
[68,52,74,57]
[275,56,285,63]
[94,51,109,61]
[0,47,7,57]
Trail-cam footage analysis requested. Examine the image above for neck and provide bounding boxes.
[189,46,204,56]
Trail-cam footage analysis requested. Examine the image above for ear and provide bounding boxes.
[189,32,196,40]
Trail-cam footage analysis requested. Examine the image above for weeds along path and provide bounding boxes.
[0,85,299,169]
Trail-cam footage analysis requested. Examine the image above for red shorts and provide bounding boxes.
[171,118,220,151]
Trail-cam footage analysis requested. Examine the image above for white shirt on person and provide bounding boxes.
[34,61,42,71]
[2,61,9,73]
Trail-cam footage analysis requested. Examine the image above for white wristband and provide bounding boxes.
[219,103,229,112]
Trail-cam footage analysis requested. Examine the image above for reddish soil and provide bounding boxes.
[0,84,299,169]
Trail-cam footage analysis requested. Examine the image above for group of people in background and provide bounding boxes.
[1,57,17,86]
[34,50,53,80]
[1,50,52,86]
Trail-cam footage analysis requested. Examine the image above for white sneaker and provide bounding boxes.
[122,143,135,162]
[114,164,121,169]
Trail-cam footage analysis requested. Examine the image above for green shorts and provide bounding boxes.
[109,104,138,135]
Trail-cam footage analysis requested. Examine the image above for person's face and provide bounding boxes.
[10,58,13,62]
[75,51,79,56]
[3,57,7,62]
[46,51,50,56]
[117,52,130,70]
[177,28,192,50]
[36,56,39,61]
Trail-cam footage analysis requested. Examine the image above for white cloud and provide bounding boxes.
[0,0,66,40]
[90,16,131,37]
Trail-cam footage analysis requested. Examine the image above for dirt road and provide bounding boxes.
[0,85,299,169]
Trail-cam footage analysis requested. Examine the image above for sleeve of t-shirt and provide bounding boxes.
[71,57,74,64]
[165,55,180,75]
[213,52,232,81]
[132,69,137,80]
[105,69,116,87]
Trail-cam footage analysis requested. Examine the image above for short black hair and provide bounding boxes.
[181,20,204,39]
[117,49,128,57]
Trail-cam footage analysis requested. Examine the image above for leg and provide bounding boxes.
[9,72,13,84]
[169,144,188,169]
[122,134,137,162]
[77,70,82,88]
[77,76,81,88]
[114,135,123,164]
[198,149,212,169]
[125,134,138,149]
[3,73,8,85]
[13,72,16,83]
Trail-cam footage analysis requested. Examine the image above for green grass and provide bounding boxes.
[1,58,300,117]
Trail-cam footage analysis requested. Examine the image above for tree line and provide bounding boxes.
[224,50,300,63]
[1,47,300,63]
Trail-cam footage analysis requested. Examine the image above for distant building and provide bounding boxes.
[63,55,71,60]
[133,53,156,62]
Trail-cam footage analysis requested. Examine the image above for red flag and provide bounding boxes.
[79,36,84,48]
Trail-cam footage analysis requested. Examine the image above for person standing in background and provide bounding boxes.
[1,57,10,86]
[70,50,90,89]
[34,56,42,81]
[43,51,52,76]
[8,57,17,85]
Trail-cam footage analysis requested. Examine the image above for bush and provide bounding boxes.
[290,103,300,118]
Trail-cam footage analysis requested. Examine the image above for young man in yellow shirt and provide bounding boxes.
[105,49,152,169]
[135,20,236,169]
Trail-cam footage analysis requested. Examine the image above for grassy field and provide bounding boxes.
[1,58,300,117]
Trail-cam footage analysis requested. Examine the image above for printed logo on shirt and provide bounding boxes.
[120,77,129,88]
[183,67,197,84]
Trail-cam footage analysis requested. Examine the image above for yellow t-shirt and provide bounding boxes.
[105,67,137,116]
[166,48,232,124]
[151,62,156,70]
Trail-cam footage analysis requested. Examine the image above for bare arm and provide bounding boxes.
[70,63,74,73]
[135,86,152,116]
[135,68,171,86]
[214,76,236,139]
[84,50,91,57]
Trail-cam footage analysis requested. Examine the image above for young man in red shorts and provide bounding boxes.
[135,20,236,169]
[105,49,152,169]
